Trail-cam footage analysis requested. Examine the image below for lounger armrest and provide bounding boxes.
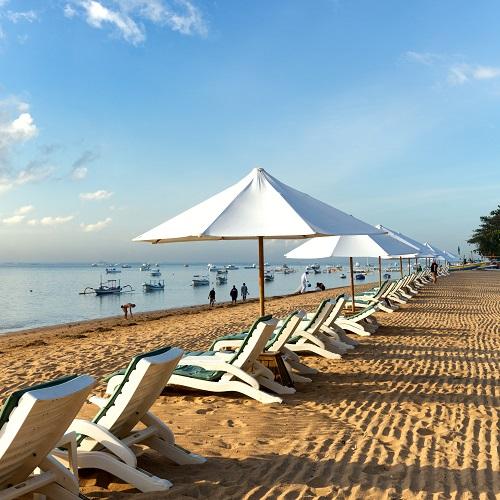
[177,357,260,389]
[56,431,79,480]
[88,395,109,408]
[68,418,137,467]
[290,330,325,348]
[105,374,126,395]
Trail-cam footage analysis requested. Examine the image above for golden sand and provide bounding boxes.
[1,272,498,499]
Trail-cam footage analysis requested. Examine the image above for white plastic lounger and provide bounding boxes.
[0,375,95,500]
[284,299,345,361]
[210,311,314,383]
[54,346,205,493]
[334,303,379,337]
[168,316,286,404]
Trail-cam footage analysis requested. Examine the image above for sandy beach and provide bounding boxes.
[1,271,498,499]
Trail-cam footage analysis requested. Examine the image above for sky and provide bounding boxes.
[0,0,498,263]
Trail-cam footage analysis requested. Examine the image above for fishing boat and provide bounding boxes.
[355,273,366,280]
[184,264,189,267]
[225,264,239,270]
[121,264,131,268]
[150,268,161,277]
[383,273,391,279]
[207,264,219,272]
[192,275,210,286]
[264,271,274,281]
[306,263,321,274]
[105,267,121,274]
[81,279,133,296]
[216,270,228,285]
[243,264,256,269]
[140,263,151,271]
[340,273,347,279]
[143,280,165,292]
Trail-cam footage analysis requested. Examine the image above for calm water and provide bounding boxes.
[0,261,394,335]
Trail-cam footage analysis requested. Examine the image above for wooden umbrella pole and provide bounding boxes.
[378,256,382,287]
[350,256,355,312]
[407,258,411,274]
[399,256,403,278]
[258,236,265,317]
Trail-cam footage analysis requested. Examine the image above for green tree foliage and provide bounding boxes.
[468,205,500,256]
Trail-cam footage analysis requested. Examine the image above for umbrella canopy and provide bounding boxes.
[375,224,436,258]
[284,233,418,260]
[423,242,450,261]
[134,167,382,314]
[284,233,417,311]
[443,250,460,262]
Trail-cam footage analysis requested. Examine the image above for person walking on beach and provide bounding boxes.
[230,285,238,304]
[208,288,216,307]
[300,270,309,293]
[121,303,136,319]
[241,283,249,301]
[430,260,438,283]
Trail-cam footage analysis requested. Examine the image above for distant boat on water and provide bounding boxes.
[150,268,161,277]
[264,270,274,281]
[192,275,209,286]
[225,264,239,270]
[140,263,151,271]
[80,279,133,296]
[143,280,165,292]
[243,264,256,269]
[121,264,131,268]
[355,274,366,281]
[105,267,121,274]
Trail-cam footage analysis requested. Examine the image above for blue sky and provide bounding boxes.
[0,0,498,262]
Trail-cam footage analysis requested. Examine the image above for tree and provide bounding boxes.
[467,205,500,257]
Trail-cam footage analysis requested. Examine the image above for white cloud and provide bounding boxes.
[2,214,25,224]
[80,216,112,232]
[72,166,88,180]
[65,0,207,44]
[0,110,37,152]
[406,52,500,86]
[5,10,38,23]
[79,189,113,200]
[27,218,37,225]
[15,205,34,215]
[15,164,54,185]
[40,215,74,226]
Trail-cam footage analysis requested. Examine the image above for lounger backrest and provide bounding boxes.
[323,295,346,327]
[88,346,183,443]
[228,316,278,372]
[304,299,335,334]
[268,311,305,352]
[373,280,391,299]
[0,375,95,488]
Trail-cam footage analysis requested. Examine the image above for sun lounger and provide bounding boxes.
[0,375,95,499]
[317,295,360,348]
[284,299,345,361]
[168,316,287,404]
[334,303,379,337]
[209,311,314,383]
[54,346,205,493]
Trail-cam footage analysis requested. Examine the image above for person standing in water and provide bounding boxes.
[241,282,249,301]
[300,269,309,293]
[230,285,238,304]
[208,288,216,307]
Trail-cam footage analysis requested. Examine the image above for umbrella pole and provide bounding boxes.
[350,257,355,312]
[407,258,411,274]
[399,256,403,278]
[378,256,382,287]
[258,236,265,316]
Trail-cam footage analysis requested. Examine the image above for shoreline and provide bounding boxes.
[0,282,370,347]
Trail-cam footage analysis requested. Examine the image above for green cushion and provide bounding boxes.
[304,299,330,331]
[173,350,223,381]
[0,375,79,431]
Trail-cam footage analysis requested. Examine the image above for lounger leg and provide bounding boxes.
[141,412,206,465]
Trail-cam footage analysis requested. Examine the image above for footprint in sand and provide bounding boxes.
[362,463,390,475]
[417,427,434,436]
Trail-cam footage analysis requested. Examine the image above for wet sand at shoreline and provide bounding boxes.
[1,272,498,499]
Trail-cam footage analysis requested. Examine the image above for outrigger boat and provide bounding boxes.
[140,263,151,271]
[192,275,210,286]
[143,279,165,292]
[216,269,228,285]
[150,268,161,277]
[243,264,256,269]
[80,279,133,296]
[264,270,274,281]
[225,264,239,270]
[105,267,121,274]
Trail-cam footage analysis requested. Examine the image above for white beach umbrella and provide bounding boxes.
[423,242,450,261]
[443,250,460,262]
[134,167,381,315]
[376,224,436,275]
[284,233,418,310]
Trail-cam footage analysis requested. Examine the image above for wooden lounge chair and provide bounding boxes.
[0,375,95,499]
[168,316,287,404]
[54,346,205,493]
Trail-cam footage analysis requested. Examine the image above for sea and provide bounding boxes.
[0,260,395,335]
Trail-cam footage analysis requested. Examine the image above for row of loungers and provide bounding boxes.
[0,267,446,497]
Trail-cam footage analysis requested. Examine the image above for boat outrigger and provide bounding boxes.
[80,279,133,296]
[143,279,165,292]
